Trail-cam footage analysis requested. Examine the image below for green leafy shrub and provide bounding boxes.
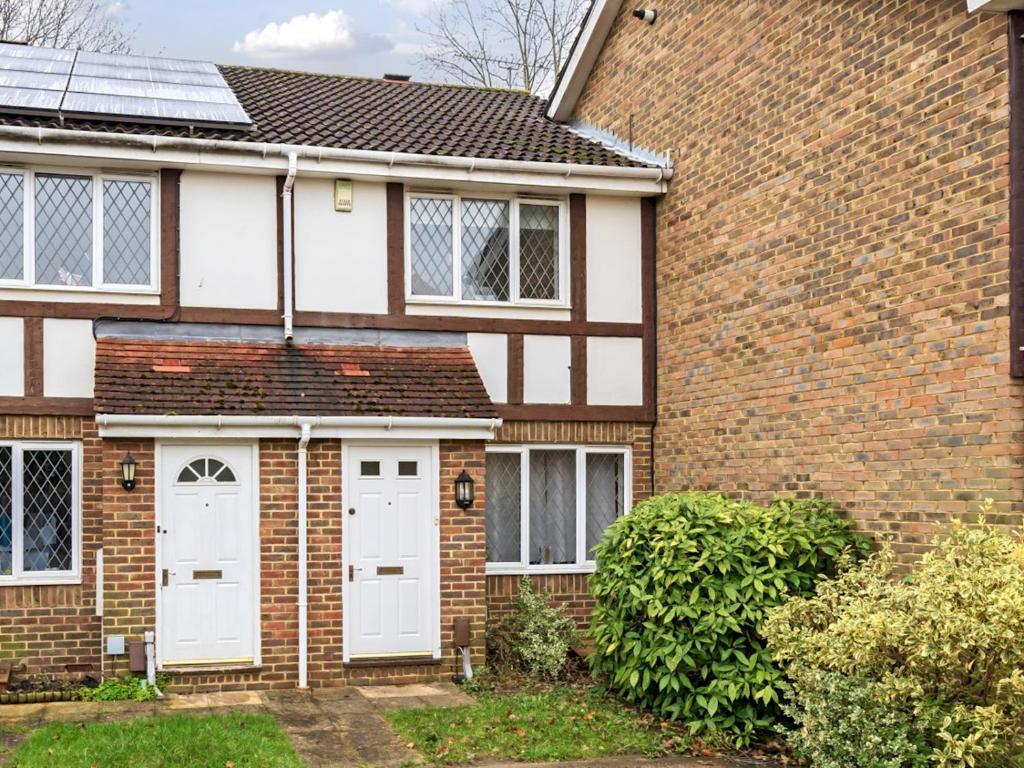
[78,674,167,702]
[589,492,866,745]
[763,506,1024,768]
[779,666,934,768]
[487,577,581,679]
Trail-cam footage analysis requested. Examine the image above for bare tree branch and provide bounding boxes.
[0,0,132,53]
[416,0,587,93]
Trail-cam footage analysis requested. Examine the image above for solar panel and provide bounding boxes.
[0,42,251,129]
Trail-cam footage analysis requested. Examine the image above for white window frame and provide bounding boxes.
[484,444,632,575]
[0,441,82,586]
[0,166,160,294]
[405,191,569,308]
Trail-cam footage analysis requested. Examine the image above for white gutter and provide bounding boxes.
[296,420,311,689]
[0,125,672,194]
[282,152,298,342]
[96,414,503,440]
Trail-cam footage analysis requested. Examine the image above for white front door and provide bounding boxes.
[344,444,438,659]
[159,444,257,666]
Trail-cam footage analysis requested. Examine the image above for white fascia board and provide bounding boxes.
[967,0,1024,10]
[547,0,624,122]
[0,125,670,196]
[96,414,502,440]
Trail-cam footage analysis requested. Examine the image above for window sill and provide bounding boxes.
[486,565,596,577]
[0,282,159,296]
[0,576,81,588]
[406,297,571,311]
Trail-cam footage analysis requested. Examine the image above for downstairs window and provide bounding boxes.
[0,442,80,584]
[485,446,630,573]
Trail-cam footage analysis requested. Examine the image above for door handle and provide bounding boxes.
[161,569,169,587]
[348,565,363,582]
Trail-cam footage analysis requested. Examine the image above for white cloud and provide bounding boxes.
[233,10,356,56]
[381,0,449,15]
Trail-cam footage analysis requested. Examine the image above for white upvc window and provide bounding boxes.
[0,167,159,293]
[485,445,631,574]
[405,192,568,307]
[0,442,81,585]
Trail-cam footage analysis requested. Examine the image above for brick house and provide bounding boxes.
[548,0,1024,562]
[0,44,664,689]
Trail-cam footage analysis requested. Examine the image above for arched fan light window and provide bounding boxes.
[176,458,237,484]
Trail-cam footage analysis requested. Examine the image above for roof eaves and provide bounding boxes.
[546,0,624,122]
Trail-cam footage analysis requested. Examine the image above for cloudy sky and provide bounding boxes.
[122,1,448,80]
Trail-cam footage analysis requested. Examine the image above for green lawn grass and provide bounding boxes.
[3,712,303,768]
[383,686,687,765]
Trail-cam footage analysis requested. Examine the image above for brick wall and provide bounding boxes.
[572,0,1024,561]
[485,421,652,625]
[0,417,101,677]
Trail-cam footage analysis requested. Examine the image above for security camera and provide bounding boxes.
[632,8,657,24]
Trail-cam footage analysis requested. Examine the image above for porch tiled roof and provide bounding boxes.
[94,338,498,419]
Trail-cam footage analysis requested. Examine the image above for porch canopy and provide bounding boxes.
[92,324,500,439]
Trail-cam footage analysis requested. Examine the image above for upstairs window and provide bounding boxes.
[0,168,157,292]
[407,193,565,306]
[0,442,80,584]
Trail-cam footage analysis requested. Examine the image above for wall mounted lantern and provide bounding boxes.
[454,470,474,509]
[120,453,137,492]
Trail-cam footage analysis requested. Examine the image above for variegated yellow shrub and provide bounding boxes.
[764,503,1024,768]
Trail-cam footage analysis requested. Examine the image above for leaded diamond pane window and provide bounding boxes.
[0,173,24,281]
[0,443,79,582]
[519,204,558,300]
[529,450,576,566]
[0,169,155,291]
[461,199,510,301]
[35,174,93,287]
[486,452,521,563]
[586,453,624,555]
[103,179,151,285]
[23,450,74,572]
[406,195,564,305]
[409,197,453,296]
[0,447,12,576]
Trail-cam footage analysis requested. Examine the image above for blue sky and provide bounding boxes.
[121,0,447,79]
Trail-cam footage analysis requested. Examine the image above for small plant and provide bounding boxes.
[764,504,1024,768]
[78,674,166,702]
[487,577,581,679]
[589,492,867,745]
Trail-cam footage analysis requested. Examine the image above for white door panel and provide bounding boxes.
[160,444,257,666]
[346,445,437,659]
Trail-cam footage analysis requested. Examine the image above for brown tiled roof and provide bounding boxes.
[0,65,641,167]
[94,338,498,419]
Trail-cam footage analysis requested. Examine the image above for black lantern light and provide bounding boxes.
[120,453,137,492]
[454,470,474,509]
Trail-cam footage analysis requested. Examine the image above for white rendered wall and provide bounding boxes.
[179,172,278,310]
[294,178,388,314]
[523,335,571,404]
[0,317,23,396]
[586,196,642,323]
[467,333,508,403]
[43,319,95,398]
[587,336,643,405]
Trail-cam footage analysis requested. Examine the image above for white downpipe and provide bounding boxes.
[296,420,311,689]
[144,630,164,698]
[282,152,298,342]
